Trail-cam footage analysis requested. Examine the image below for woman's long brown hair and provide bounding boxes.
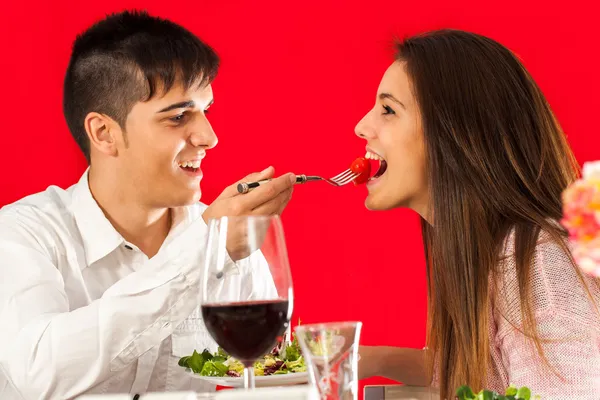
[396,30,595,398]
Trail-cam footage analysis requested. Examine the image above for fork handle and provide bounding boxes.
[237,174,312,194]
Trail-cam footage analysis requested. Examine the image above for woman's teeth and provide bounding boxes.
[364,151,387,180]
[365,151,384,161]
[179,160,201,169]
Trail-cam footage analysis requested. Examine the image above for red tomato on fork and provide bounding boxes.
[350,157,371,185]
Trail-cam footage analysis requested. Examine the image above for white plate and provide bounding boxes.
[186,369,309,388]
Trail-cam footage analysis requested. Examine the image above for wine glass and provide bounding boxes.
[201,215,294,389]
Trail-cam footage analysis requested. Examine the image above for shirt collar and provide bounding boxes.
[71,169,198,267]
[71,169,124,266]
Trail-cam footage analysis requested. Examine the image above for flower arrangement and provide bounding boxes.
[561,161,600,278]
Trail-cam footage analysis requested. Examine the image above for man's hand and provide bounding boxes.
[202,167,295,260]
[203,166,294,222]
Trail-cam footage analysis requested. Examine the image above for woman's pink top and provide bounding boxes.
[485,230,600,399]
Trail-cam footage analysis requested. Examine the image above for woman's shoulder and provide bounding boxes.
[494,223,600,324]
[491,224,600,400]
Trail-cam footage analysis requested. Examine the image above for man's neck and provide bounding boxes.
[88,168,172,258]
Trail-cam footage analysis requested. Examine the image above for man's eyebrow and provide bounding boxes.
[157,100,195,113]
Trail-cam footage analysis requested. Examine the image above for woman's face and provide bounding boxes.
[354,61,429,217]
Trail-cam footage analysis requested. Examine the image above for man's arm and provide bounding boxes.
[0,169,295,399]
[0,213,209,399]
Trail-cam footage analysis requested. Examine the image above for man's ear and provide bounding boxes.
[84,112,125,158]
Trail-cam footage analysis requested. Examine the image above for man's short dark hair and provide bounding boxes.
[63,10,220,163]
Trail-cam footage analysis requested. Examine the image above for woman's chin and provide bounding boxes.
[364,199,379,211]
[365,188,410,211]
[365,194,392,211]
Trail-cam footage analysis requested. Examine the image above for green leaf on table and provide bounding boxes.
[177,356,190,367]
[456,385,534,400]
[201,348,214,361]
[456,385,476,400]
[516,387,531,400]
[217,347,229,358]
[285,344,300,361]
[187,350,209,373]
[505,385,517,397]
[274,369,290,375]
[285,356,306,372]
[200,360,229,377]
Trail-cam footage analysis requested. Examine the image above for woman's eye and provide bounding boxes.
[382,105,396,115]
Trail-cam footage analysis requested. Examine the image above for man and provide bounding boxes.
[0,10,294,399]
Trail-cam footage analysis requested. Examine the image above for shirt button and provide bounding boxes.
[162,321,171,329]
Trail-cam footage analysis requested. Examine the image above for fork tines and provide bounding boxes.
[331,169,358,185]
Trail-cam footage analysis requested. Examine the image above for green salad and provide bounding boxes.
[456,384,540,400]
[178,330,306,378]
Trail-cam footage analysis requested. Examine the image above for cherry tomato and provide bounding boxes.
[350,157,371,185]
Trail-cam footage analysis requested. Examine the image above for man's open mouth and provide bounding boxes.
[178,160,201,173]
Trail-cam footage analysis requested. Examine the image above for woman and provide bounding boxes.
[356,30,600,399]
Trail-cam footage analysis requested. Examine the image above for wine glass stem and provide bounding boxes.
[243,364,255,389]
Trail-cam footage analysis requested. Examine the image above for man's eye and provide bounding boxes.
[170,113,187,123]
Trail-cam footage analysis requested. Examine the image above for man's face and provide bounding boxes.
[119,82,217,208]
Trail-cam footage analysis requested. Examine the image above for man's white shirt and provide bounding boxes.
[0,170,276,399]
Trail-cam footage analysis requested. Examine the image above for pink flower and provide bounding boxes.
[562,181,600,239]
[561,161,600,278]
[571,240,600,277]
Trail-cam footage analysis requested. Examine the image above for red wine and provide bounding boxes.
[202,299,290,364]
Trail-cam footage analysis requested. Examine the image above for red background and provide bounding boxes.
[1,0,598,397]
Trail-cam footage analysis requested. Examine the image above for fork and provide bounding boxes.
[236,169,358,194]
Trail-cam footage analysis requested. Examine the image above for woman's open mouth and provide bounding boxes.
[365,151,387,181]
